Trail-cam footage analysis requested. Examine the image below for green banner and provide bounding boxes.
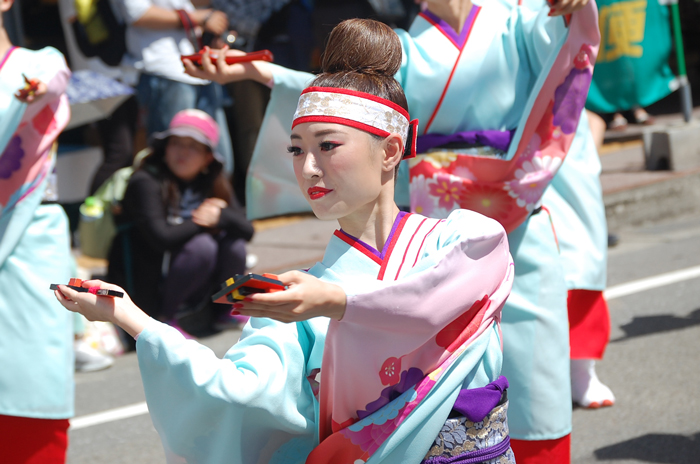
[586,0,677,114]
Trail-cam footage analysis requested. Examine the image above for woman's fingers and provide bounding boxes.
[182,58,202,77]
[549,0,588,15]
[200,47,218,75]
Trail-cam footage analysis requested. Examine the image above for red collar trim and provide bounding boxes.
[0,46,18,72]
[333,230,383,266]
[377,213,412,280]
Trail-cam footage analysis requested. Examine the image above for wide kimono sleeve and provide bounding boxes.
[0,46,70,250]
[514,6,570,77]
[245,64,314,220]
[312,210,514,462]
[136,316,323,464]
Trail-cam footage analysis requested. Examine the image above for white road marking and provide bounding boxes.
[69,265,700,430]
[70,402,149,430]
[605,264,700,300]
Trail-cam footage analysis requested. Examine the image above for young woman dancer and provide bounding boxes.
[57,19,515,464]
[185,1,599,462]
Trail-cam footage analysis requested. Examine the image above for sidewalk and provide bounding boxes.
[599,109,700,231]
[75,112,700,276]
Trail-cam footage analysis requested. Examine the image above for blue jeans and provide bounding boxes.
[136,73,233,174]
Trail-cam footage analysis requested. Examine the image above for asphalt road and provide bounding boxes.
[66,212,700,464]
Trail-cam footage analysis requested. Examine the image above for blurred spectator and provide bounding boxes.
[118,0,235,174]
[209,0,314,205]
[586,0,675,131]
[107,109,253,338]
[57,0,140,194]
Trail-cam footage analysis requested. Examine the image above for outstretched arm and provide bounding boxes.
[183,45,274,85]
[54,280,152,338]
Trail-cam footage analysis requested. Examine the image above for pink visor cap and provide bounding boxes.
[151,109,224,163]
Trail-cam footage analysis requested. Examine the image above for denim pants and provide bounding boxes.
[136,73,233,174]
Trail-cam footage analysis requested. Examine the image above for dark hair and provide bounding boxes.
[312,18,409,115]
[140,139,233,215]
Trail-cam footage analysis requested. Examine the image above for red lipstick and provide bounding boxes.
[308,186,333,200]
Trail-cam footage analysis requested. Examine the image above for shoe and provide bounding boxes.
[246,253,259,270]
[632,108,655,125]
[607,233,620,248]
[571,359,615,409]
[74,339,114,373]
[164,319,197,340]
[608,113,628,131]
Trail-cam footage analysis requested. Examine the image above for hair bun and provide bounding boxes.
[321,19,402,77]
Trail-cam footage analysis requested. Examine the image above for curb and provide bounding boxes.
[604,169,700,231]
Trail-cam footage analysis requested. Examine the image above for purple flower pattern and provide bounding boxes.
[0,136,24,180]
[356,367,424,420]
[552,67,592,134]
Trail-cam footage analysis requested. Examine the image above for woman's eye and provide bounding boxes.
[320,141,340,152]
[287,146,303,156]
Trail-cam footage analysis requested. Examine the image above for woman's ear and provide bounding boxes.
[0,0,14,14]
[381,134,404,172]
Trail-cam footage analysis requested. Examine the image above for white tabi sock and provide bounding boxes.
[571,359,615,408]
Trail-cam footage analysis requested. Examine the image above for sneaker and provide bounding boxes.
[74,339,114,373]
[246,253,259,270]
[608,113,628,131]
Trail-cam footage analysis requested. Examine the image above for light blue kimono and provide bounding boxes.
[396,1,578,441]
[515,0,608,293]
[0,46,74,420]
[243,0,597,442]
[543,112,607,291]
[136,209,512,463]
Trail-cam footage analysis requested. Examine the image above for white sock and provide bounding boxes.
[571,359,615,408]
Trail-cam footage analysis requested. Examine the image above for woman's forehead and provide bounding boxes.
[291,122,361,140]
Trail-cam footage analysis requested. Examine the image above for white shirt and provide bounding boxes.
[120,0,208,84]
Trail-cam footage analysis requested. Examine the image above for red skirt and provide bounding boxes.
[511,434,570,464]
[0,414,69,464]
[568,289,611,359]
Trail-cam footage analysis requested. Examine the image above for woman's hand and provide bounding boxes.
[192,197,226,228]
[192,9,228,36]
[54,280,152,338]
[549,0,589,16]
[182,45,274,85]
[232,271,347,323]
[15,78,47,104]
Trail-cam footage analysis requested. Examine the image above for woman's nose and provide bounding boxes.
[302,152,322,179]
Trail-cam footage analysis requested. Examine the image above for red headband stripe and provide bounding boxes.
[291,115,391,137]
[300,86,410,120]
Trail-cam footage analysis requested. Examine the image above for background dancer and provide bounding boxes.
[0,0,74,461]
[185,1,599,462]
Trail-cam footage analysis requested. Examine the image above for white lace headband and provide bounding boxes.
[292,86,418,159]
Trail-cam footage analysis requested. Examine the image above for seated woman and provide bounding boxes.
[107,109,254,337]
[56,19,514,464]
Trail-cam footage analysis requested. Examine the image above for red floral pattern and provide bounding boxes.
[32,105,57,135]
[458,184,513,223]
[379,357,401,386]
[429,176,463,210]
[436,296,490,353]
